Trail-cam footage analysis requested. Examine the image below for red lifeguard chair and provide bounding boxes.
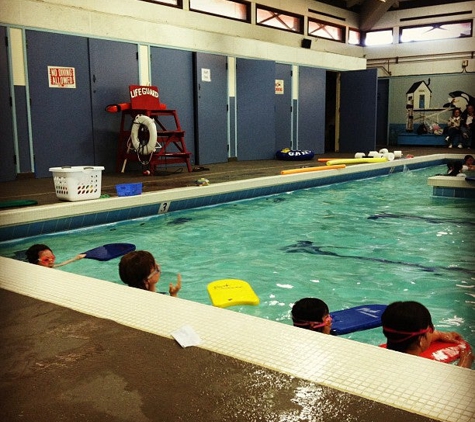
[108,85,192,174]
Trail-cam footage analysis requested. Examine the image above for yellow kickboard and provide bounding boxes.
[207,279,260,308]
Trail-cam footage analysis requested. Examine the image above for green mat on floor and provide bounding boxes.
[0,199,38,209]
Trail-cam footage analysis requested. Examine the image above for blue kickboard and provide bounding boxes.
[83,243,136,261]
[330,304,387,335]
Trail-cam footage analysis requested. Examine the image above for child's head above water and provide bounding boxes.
[26,244,55,267]
[291,297,332,334]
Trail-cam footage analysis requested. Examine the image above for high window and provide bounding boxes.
[364,29,393,46]
[190,0,250,22]
[348,28,361,45]
[256,5,303,33]
[308,19,345,42]
[400,20,472,43]
[140,0,181,6]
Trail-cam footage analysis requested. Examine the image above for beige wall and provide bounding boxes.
[3,0,474,77]
[0,0,365,72]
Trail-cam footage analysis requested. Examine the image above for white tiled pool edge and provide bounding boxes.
[1,257,474,422]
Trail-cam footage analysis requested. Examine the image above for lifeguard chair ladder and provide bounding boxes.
[111,85,192,174]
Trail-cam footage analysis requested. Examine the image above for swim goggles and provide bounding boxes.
[38,255,55,263]
[382,325,434,343]
[147,264,161,279]
[293,315,332,330]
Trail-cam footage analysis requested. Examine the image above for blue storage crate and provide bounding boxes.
[116,182,143,197]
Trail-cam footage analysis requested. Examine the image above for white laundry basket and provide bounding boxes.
[49,166,105,201]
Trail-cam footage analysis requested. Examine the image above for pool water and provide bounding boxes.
[2,165,474,347]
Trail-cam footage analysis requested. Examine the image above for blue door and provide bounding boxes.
[339,69,378,153]
[0,26,16,181]
[26,30,93,178]
[150,47,195,164]
[298,66,326,153]
[194,52,228,164]
[89,39,139,172]
[275,63,292,150]
[236,58,275,160]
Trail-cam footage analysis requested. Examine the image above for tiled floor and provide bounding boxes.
[1,147,474,421]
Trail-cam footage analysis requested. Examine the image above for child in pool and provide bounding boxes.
[26,244,85,268]
[462,154,474,172]
[291,297,332,334]
[119,250,181,296]
[381,301,473,368]
[446,161,465,177]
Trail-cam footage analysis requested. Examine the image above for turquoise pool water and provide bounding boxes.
[2,165,474,347]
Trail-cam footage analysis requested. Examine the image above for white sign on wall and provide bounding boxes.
[48,66,76,88]
[201,68,211,82]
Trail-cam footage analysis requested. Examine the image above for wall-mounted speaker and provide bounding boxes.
[301,39,312,49]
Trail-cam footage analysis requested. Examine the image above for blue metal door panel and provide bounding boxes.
[298,66,325,153]
[194,52,228,164]
[340,69,378,153]
[89,39,139,173]
[236,58,275,161]
[150,47,195,164]
[14,86,31,173]
[275,63,292,150]
[0,26,16,181]
[26,30,93,178]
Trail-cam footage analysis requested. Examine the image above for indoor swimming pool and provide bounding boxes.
[1,164,474,348]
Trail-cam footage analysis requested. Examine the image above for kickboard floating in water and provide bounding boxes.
[83,243,136,261]
[380,340,470,364]
[207,279,260,308]
[330,304,387,335]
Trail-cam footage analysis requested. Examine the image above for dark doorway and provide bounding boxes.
[377,79,389,145]
[339,68,378,153]
[325,71,337,152]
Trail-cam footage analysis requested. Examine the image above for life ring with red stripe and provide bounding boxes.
[380,339,471,364]
[130,114,157,155]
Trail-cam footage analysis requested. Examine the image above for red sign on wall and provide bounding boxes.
[48,66,76,88]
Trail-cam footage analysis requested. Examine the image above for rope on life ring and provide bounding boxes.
[131,115,158,155]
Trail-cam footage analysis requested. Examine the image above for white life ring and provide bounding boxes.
[131,115,157,154]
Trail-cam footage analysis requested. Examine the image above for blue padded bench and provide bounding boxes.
[397,133,446,146]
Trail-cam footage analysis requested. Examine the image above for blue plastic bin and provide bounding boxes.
[116,182,142,197]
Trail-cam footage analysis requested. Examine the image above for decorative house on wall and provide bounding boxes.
[407,80,432,109]
[405,80,432,132]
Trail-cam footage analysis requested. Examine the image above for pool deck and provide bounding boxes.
[0,146,457,207]
[1,146,474,422]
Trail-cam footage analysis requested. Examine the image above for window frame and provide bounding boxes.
[139,0,183,8]
[348,28,361,46]
[308,18,346,43]
[399,19,473,43]
[256,4,304,34]
[189,0,251,23]
[363,28,394,46]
